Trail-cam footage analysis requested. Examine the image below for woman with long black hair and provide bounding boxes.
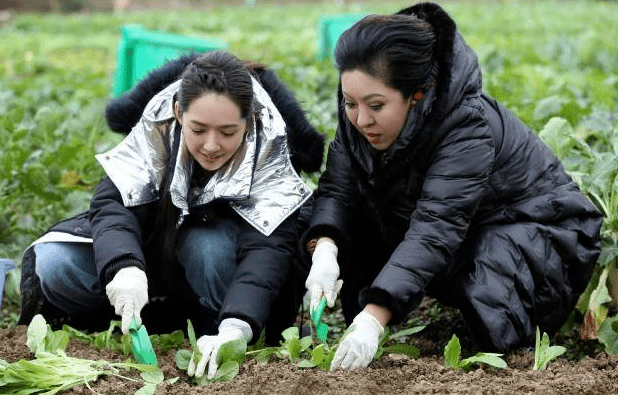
[302,2,603,370]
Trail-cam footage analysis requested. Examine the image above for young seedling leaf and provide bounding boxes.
[310,343,327,365]
[533,327,566,370]
[383,344,421,359]
[175,349,192,370]
[300,335,313,351]
[281,326,299,341]
[298,359,318,368]
[26,314,48,356]
[212,361,239,382]
[378,326,391,347]
[151,330,185,353]
[252,347,278,364]
[598,315,618,355]
[459,353,507,370]
[51,331,70,352]
[287,339,302,362]
[389,325,426,340]
[141,369,164,384]
[186,319,202,364]
[216,339,247,366]
[135,383,157,395]
[444,334,461,369]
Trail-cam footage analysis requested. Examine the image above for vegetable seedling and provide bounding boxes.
[129,318,157,366]
[533,326,566,370]
[444,334,507,371]
[311,297,329,341]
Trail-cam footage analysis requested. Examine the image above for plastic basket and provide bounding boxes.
[112,24,228,97]
[0,259,15,318]
[316,13,365,61]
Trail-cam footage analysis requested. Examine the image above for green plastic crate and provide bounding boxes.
[316,13,366,61]
[112,24,228,97]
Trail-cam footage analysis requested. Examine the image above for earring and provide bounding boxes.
[410,91,424,106]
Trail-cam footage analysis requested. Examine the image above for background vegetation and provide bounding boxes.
[1,0,618,351]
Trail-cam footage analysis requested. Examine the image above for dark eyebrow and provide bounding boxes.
[189,120,241,130]
[342,91,385,101]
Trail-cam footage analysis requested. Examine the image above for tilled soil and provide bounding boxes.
[2,299,618,394]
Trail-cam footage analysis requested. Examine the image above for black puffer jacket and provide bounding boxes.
[303,3,603,334]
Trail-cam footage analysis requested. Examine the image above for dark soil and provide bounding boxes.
[2,297,618,394]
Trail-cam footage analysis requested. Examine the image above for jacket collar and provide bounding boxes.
[96,78,311,236]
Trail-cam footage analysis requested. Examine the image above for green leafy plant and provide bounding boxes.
[533,327,566,370]
[62,320,131,355]
[0,314,166,395]
[374,325,425,361]
[26,314,70,356]
[246,323,425,371]
[539,115,618,349]
[174,320,246,385]
[246,326,320,366]
[444,334,507,371]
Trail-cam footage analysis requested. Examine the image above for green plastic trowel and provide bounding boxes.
[129,318,157,366]
[310,297,330,342]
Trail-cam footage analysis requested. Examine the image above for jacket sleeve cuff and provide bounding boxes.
[103,258,145,285]
[359,287,410,325]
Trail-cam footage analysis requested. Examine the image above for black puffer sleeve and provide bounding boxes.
[89,177,155,285]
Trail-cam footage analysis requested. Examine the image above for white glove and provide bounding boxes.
[331,311,384,370]
[105,266,148,334]
[305,239,343,311]
[188,318,253,380]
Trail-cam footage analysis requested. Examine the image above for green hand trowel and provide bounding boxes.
[311,297,330,342]
[129,318,158,366]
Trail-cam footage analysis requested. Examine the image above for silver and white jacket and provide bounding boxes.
[96,78,312,236]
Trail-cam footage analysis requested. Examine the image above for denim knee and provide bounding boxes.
[34,242,108,314]
[176,219,240,312]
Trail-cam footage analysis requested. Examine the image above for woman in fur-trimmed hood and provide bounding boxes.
[301,2,603,370]
[19,51,325,379]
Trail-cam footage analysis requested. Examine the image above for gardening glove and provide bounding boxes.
[331,311,384,370]
[188,318,253,380]
[305,238,343,311]
[105,266,148,334]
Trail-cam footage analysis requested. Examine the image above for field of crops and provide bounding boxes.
[1,0,618,393]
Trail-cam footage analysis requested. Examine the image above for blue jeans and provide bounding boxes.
[34,219,240,315]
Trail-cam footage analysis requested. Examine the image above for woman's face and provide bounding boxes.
[341,69,413,151]
[177,93,247,172]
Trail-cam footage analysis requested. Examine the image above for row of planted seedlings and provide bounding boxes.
[0,305,567,394]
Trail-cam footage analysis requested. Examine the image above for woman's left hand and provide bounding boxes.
[330,310,385,370]
[187,318,252,379]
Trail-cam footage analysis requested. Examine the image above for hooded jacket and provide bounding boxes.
[302,3,603,328]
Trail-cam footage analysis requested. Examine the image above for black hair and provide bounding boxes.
[334,13,437,99]
[176,51,254,120]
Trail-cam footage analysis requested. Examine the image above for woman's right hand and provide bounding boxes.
[305,238,343,311]
[105,266,148,334]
